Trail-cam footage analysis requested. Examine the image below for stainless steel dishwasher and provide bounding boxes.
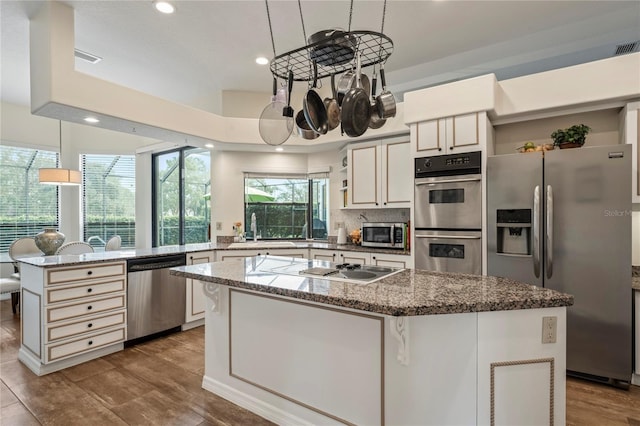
[126,253,186,341]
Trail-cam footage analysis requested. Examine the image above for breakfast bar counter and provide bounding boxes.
[171,255,573,426]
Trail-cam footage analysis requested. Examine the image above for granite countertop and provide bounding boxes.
[170,255,574,317]
[16,241,409,268]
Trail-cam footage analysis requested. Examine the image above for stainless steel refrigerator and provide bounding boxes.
[487,145,632,385]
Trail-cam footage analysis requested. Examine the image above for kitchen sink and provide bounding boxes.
[268,262,404,283]
[227,241,297,249]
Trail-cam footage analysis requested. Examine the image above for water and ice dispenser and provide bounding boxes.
[496,209,532,256]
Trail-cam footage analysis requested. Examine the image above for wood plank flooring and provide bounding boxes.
[1,299,639,425]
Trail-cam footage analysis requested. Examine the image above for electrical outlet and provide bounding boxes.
[215,222,222,231]
[541,316,557,344]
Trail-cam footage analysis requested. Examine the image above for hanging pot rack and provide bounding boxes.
[269,30,393,82]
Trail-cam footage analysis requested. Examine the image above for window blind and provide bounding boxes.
[0,145,59,253]
[82,154,135,249]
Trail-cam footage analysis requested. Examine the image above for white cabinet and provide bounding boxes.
[347,138,411,209]
[623,102,640,203]
[413,112,484,155]
[217,249,309,262]
[20,261,127,374]
[634,290,640,385]
[370,252,413,268]
[185,251,213,323]
[309,249,370,265]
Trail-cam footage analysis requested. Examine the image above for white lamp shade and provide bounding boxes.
[39,168,81,185]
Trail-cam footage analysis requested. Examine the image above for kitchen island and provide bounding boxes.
[171,255,573,426]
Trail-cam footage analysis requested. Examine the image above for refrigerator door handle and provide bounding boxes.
[533,185,541,278]
[546,185,553,278]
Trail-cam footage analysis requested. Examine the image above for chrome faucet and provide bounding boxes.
[251,213,257,242]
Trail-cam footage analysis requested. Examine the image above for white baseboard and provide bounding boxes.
[632,373,640,386]
[18,343,123,376]
[181,319,204,331]
[201,375,313,426]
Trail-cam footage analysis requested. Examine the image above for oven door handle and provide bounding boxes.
[415,177,481,185]
[416,235,481,240]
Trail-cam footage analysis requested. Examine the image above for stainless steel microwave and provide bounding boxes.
[361,222,407,249]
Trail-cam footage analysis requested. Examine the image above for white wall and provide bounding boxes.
[1,101,156,242]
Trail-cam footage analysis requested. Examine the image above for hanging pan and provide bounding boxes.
[340,52,371,138]
[323,74,340,131]
[259,76,293,146]
[376,63,396,119]
[303,62,328,135]
[368,68,386,130]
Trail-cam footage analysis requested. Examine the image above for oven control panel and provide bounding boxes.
[415,151,481,178]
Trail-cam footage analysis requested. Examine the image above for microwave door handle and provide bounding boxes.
[415,177,481,185]
[533,185,541,278]
[546,185,553,279]
[415,235,481,240]
[390,225,395,247]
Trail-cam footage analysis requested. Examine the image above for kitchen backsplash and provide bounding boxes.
[330,208,410,235]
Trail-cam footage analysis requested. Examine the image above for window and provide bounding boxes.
[243,173,329,240]
[0,145,58,253]
[82,154,135,250]
[153,147,210,246]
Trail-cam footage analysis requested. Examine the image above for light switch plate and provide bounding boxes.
[216,222,222,231]
[541,316,557,344]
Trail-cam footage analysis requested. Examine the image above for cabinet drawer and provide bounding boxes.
[47,262,125,286]
[46,327,125,363]
[47,295,125,323]
[46,279,125,304]
[46,310,126,343]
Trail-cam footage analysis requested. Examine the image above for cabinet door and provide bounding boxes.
[370,253,413,268]
[338,251,370,265]
[382,141,411,206]
[349,144,379,207]
[309,249,338,262]
[451,113,479,150]
[217,250,261,261]
[415,120,444,153]
[186,251,213,323]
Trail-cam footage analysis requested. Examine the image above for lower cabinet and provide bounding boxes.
[186,251,213,323]
[370,252,414,268]
[20,261,127,375]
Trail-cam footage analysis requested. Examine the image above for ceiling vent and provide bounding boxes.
[74,48,102,64]
[614,41,639,56]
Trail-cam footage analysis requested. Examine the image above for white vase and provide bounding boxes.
[34,228,66,255]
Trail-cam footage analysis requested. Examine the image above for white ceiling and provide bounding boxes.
[1,0,639,116]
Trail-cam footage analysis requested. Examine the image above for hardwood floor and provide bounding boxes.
[1,299,639,425]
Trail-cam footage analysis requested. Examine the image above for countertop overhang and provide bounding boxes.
[170,255,574,316]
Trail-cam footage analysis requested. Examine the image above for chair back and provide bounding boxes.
[55,242,95,255]
[9,237,41,274]
[105,235,122,251]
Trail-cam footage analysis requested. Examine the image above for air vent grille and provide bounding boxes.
[614,41,639,56]
[74,48,102,64]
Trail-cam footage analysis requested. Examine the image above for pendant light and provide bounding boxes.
[39,120,81,185]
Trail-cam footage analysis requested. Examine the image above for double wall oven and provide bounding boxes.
[414,151,482,275]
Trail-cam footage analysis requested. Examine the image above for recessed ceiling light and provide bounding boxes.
[205,143,214,148]
[84,116,100,123]
[154,1,175,14]
[275,147,283,152]
[255,57,269,65]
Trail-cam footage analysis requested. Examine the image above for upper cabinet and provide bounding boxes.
[413,112,485,155]
[623,102,640,203]
[346,138,411,209]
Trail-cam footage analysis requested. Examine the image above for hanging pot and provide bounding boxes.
[375,64,396,119]
[336,68,370,107]
[368,71,386,130]
[340,53,371,138]
[303,63,329,135]
[295,110,319,140]
[323,74,340,131]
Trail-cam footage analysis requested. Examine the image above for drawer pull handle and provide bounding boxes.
[87,305,93,310]
[87,288,93,293]
[87,271,93,275]
[88,340,93,345]
[87,323,93,328]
